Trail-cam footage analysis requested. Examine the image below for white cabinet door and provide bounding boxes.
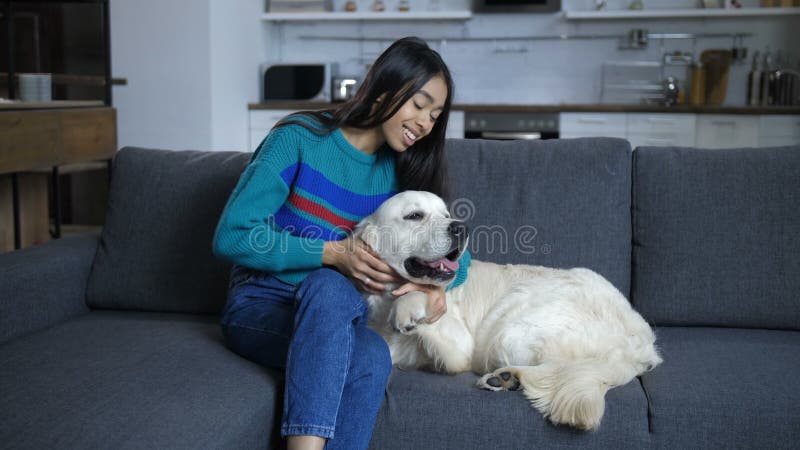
[758,115,800,147]
[446,110,465,139]
[249,109,296,149]
[627,113,696,148]
[560,113,627,139]
[695,115,759,149]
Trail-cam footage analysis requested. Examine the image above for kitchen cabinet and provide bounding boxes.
[446,111,465,139]
[758,115,800,148]
[557,112,795,149]
[560,112,696,147]
[560,113,627,140]
[248,108,798,151]
[249,109,294,150]
[626,113,696,148]
[250,109,468,145]
[695,115,760,149]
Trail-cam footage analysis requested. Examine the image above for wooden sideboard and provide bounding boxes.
[0,103,116,251]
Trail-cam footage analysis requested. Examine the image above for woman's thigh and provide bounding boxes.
[220,269,297,369]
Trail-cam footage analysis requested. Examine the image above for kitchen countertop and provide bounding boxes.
[248,102,800,115]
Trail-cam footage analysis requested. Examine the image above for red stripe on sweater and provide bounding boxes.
[288,192,358,232]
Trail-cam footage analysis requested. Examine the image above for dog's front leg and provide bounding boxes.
[415,311,474,374]
[389,291,429,334]
[390,292,474,374]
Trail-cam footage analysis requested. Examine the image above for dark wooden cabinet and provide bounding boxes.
[1,0,111,104]
[1,1,115,252]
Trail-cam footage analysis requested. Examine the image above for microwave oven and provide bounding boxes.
[261,63,337,102]
[473,0,560,13]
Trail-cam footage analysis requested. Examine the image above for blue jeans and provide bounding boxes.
[220,266,392,450]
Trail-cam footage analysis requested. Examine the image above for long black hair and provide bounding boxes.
[275,37,454,200]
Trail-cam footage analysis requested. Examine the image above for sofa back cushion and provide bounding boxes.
[631,145,800,329]
[87,148,251,314]
[445,138,633,297]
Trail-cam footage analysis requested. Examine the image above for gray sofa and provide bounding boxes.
[1,138,798,449]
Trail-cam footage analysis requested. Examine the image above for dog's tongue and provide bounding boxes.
[425,258,459,272]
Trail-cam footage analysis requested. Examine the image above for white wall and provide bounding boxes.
[208,0,266,151]
[110,0,212,150]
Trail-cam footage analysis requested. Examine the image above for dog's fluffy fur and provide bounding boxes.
[355,191,662,431]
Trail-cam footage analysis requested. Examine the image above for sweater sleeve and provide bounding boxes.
[212,126,326,272]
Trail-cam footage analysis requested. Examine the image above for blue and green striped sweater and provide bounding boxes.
[212,116,470,288]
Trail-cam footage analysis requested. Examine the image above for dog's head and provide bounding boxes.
[355,191,469,286]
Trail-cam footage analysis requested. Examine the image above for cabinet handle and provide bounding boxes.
[645,138,674,145]
[646,118,676,125]
[578,118,607,124]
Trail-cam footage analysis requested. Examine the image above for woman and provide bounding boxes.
[213,37,469,450]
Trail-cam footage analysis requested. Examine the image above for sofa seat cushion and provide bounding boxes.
[0,311,282,449]
[370,367,651,449]
[641,327,800,449]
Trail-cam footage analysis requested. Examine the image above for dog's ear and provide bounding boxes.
[354,219,380,251]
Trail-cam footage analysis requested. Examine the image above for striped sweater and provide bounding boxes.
[213,116,470,288]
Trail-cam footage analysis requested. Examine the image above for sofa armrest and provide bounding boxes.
[0,232,99,344]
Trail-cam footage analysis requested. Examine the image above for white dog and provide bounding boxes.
[355,191,662,431]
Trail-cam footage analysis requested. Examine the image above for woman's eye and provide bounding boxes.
[404,212,424,221]
[430,114,439,122]
[413,102,423,110]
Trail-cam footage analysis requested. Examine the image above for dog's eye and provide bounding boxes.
[403,212,424,221]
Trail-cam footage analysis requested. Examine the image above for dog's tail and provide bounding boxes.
[518,357,640,431]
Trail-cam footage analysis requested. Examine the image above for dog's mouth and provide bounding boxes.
[404,247,461,282]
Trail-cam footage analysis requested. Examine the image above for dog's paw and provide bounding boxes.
[389,292,428,335]
[477,368,522,392]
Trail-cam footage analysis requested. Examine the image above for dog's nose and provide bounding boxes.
[448,221,469,240]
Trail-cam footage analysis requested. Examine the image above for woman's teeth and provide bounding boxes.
[403,127,417,142]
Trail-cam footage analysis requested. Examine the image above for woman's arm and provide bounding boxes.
[212,127,325,272]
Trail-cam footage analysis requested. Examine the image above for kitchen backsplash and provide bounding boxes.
[265,4,798,106]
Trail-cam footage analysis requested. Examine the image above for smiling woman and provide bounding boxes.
[212,37,470,450]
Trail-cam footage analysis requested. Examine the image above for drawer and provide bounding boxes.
[759,115,800,138]
[561,131,627,141]
[627,113,695,135]
[250,109,296,131]
[560,113,626,136]
[696,115,759,149]
[758,135,800,148]
[627,132,696,149]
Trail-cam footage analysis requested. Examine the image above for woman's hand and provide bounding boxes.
[323,236,401,295]
[391,283,447,324]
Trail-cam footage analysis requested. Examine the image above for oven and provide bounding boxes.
[464,111,560,140]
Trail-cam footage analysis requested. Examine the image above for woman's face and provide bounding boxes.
[381,75,448,152]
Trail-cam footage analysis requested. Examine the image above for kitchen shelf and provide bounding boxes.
[261,11,472,22]
[564,7,800,20]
